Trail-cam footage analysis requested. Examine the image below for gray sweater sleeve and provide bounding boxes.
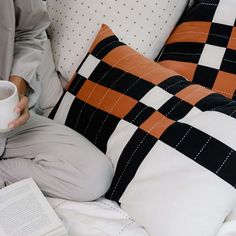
[11,0,50,107]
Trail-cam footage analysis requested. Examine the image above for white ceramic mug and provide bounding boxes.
[0,81,19,132]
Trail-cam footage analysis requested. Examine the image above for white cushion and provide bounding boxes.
[46,0,189,80]
[120,141,236,236]
[216,205,236,236]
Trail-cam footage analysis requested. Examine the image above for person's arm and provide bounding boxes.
[9,0,50,129]
[11,0,50,85]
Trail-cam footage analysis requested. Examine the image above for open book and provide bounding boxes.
[0,178,68,236]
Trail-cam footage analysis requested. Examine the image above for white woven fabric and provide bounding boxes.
[48,197,149,236]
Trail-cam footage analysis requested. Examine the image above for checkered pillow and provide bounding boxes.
[158,0,236,100]
[49,24,236,236]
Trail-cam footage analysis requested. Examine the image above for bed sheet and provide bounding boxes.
[47,197,149,236]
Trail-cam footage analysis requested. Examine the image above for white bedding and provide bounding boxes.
[48,197,236,236]
[47,197,149,236]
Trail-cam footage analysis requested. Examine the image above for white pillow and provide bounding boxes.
[216,205,236,236]
[46,0,189,80]
[35,39,63,116]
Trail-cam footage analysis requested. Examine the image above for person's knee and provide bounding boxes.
[69,158,114,202]
[33,153,114,201]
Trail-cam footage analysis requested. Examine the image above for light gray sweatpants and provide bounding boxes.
[0,113,113,201]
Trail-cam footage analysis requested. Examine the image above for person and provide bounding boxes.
[0,0,113,201]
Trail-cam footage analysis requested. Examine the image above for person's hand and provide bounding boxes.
[8,75,30,129]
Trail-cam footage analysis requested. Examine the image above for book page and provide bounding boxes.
[0,178,67,236]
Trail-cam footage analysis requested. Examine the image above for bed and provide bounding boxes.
[37,1,236,235]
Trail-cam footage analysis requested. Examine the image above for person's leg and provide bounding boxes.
[0,113,113,201]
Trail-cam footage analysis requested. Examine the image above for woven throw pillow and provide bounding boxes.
[158,0,236,100]
[49,25,236,236]
[46,0,189,80]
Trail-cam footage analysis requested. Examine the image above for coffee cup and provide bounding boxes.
[0,81,19,132]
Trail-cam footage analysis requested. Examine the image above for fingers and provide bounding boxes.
[15,96,29,114]
[8,95,30,129]
[9,108,30,129]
